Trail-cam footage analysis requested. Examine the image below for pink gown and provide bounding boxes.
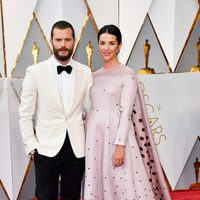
[84,65,171,200]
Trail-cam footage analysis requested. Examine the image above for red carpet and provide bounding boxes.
[33,190,200,200]
[170,190,200,200]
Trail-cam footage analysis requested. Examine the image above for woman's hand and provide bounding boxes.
[113,145,125,167]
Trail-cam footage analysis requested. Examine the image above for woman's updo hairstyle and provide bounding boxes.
[97,24,122,44]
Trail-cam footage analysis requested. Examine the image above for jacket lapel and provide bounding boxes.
[41,59,65,112]
[66,62,83,114]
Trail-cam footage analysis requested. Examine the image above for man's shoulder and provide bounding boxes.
[72,59,91,73]
[27,57,52,72]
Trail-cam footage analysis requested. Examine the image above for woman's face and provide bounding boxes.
[98,33,121,63]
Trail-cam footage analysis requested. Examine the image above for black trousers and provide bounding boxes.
[34,132,85,200]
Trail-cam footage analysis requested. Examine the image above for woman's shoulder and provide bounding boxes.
[122,65,136,75]
[93,64,136,78]
[113,65,137,78]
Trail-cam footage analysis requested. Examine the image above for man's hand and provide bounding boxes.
[29,149,36,160]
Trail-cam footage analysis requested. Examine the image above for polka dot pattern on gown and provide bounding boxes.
[84,65,171,200]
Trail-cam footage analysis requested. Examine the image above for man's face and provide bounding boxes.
[51,28,75,63]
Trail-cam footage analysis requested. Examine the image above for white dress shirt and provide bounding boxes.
[52,56,74,112]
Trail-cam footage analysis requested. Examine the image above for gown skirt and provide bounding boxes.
[84,65,171,200]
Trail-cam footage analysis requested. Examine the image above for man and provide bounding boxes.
[18,20,93,200]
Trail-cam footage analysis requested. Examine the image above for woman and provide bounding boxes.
[84,25,171,200]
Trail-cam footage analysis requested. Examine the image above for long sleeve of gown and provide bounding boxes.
[114,72,138,146]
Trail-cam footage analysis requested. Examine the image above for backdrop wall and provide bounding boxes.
[0,0,200,199]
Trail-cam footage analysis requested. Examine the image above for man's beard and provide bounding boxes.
[53,47,74,62]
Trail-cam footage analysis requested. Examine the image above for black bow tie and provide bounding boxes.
[57,65,72,74]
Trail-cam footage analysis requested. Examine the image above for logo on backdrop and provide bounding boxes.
[139,81,166,145]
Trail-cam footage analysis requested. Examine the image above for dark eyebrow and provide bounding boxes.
[99,40,117,42]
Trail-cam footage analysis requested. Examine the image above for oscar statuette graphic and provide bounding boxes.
[86,41,94,72]
[138,39,156,74]
[32,42,40,64]
[189,157,200,189]
[190,37,200,72]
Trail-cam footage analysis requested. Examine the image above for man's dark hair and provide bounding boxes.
[51,20,75,39]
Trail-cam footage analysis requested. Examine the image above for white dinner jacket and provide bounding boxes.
[18,57,93,157]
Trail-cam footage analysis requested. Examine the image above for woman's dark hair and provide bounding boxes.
[51,20,75,39]
[97,24,122,44]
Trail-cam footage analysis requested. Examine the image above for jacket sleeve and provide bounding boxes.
[83,69,93,113]
[114,72,138,146]
[18,67,38,155]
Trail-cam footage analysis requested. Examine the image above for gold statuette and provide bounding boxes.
[32,42,40,64]
[190,37,200,72]
[189,157,200,190]
[138,39,155,74]
[86,41,94,71]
